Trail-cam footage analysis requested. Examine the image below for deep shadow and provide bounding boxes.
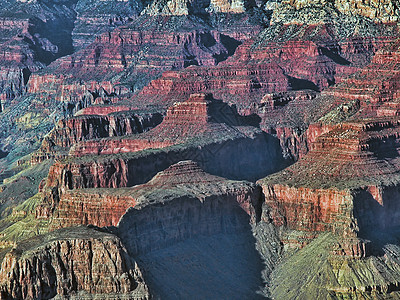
[319,46,351,66]
[353,188,400,256]
[118,196,267,299]
[369,136,400,159]
[0,149,8,159]
[220,34,242,56]
[287,76,320,92]
[26,1,77,65]
[206,94,261,127]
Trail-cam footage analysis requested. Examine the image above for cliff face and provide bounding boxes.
[27,14,246,120]
[3,0,400,299]
[129,9,398,160]
[36,94,287,219]
[145,0,253,15]
[0,226,149,300]
[31,109,163,164]
[49,160,261,229]
[72,0,143,50]
[114,160,279,299]
[0,1,76,110]
[259,119,400,257]
[39,160,281,299]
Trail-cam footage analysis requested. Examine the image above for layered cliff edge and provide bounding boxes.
[0,226,149,300]
[2,0,400,298]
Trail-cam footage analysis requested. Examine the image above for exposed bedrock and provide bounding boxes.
[37,130,286,218]
[0,226,149,300]
[31,109,163,164]
[130,9,398,163]
[72,0,143,50]
[323,39,400,120]
[112,161,281,299]
[259,119,400,257]
[27,15,245,117]
[50,160,262,229]
[0,0,77,109]
[269,233,400,300]
[37,93,288,218]
[42,161,282,299]
[119,194,260,254]
[135,21,397,113]
[118,199,273,299]
[277,0,400,22]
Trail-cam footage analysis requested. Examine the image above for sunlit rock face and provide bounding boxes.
[259,118,400,257]
[277,0,400,23]
[3,0,400,299]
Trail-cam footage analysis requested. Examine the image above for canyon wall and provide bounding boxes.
[0,226,149,299]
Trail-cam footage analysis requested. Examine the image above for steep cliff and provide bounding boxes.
[0,226,149,299]
[275,0,400,23]
[259,119,400,255]
[114,160,281,299]
[50,160,261,229]
[31,109,163,164]
[0,0,77,110]
[27,14,246,119]
[38,160,282,298]
[37,93,287,219]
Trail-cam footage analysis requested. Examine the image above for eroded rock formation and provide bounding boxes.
[259,118,400,257]
[0,226,149,299]
[36,93,287,219]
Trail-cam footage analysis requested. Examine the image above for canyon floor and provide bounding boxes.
[1,0,400,299]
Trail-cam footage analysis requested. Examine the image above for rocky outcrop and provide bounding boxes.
[31,109,163,164]
[39,160,281,299]
[0,0,77,109]
[0,226,149,299]
[114,160,279,299]
[135,13,397,111]
[323,39,400,120]
[50,160,261,229]
[36,93,287,219]
[72,0,143,50]
[27,15,244,118]
[276,0,400,23]
[130,11,397,161]
[259,119,400,257]
[145,0,254,15]
[270,233,400,299]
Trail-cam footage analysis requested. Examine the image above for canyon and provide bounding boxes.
[1,0,400,299]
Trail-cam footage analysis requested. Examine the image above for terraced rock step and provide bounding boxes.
[35,92,286,220]
[259,118,400,257]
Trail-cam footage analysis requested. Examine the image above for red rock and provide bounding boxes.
[259,118,400,257]
[36,93,287,219]
[49,160,261,229]
[68,93,256,157]
[31,109,163,165]
[0,226,149,299]
[27,15,246,117]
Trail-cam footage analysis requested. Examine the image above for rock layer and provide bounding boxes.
[36,93,287,219]
[0,226,149,299]
[259,119,400,257]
